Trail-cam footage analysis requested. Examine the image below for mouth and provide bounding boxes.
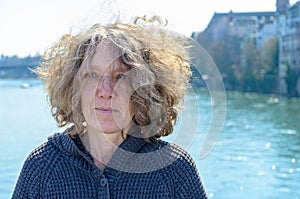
[95,107,118,114]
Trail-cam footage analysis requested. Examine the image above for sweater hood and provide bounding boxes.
[47,129,181,173]
[48,130,149,156]
[47,130,151,168]
[48,131,83,156]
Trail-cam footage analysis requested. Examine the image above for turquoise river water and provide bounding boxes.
[0,79,299,198]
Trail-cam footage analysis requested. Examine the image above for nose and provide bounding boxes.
[96,76,113,99]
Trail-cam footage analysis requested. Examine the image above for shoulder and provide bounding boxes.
[165,142,199,179]
[143,139,196,166]
[133,138,199,174]
[26,133,64,165]
[19,133,65,179]
[12,133,65,198]
[168,142,198,170]
[145,140,208,198]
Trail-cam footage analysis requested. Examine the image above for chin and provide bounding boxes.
[96,119,133,133]
[99,128,123,134]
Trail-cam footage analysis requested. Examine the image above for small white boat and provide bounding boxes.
[20,83,31,89]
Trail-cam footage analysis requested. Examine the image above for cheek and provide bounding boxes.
[80,86,94,111]
[129,101,136,117]
[82,82,97,98]
[114,88,135,117]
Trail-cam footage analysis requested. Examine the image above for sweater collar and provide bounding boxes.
[49,129,147,152]
[49,129,148,172]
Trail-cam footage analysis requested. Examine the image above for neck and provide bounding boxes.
[80,128,127,170]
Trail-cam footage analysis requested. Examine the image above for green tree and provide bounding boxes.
[285,64,299,97]
[258,37,279,93]
[240,37,260,91]
[197,29,241,90]
[260,37,279,75]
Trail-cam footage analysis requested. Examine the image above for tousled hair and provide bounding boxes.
[35,15,192,139]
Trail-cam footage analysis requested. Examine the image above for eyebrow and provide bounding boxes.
[89,61,129,72]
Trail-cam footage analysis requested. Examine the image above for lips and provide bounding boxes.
[95,107,118,114]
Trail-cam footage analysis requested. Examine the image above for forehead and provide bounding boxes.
[89,42,126,71]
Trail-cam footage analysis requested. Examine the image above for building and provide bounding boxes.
[278,0,300,94]
[192,0,300,95]
[192,9,277,48]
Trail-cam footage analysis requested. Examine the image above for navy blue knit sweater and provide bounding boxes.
[12,131,207,198]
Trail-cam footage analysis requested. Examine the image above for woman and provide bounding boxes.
[12,16,208,198]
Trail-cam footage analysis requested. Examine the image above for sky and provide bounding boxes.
[0,0,299,57]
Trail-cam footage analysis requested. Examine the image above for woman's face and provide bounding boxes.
[80,43,135,134]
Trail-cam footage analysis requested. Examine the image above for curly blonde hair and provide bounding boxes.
[36,15,192,139]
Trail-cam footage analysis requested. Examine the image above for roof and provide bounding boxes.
[206,11,276,29]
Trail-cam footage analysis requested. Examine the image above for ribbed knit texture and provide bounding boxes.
[12,131,208,199]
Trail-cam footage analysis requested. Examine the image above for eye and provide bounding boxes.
[115,73,127,80]
[83,71,99,79]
